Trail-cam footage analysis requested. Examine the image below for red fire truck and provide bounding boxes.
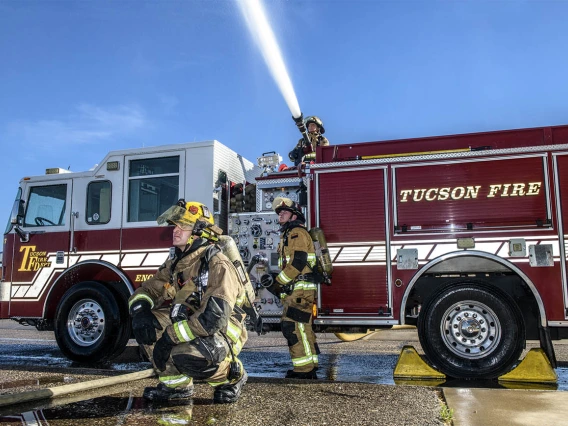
[236,123,568,380]
[2,125,568,380]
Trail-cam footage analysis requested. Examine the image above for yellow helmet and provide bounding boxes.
[157,199,219,239]
[273,197,305,223]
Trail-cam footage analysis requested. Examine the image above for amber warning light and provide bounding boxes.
[45,168,71,175]
[106,161,120,171]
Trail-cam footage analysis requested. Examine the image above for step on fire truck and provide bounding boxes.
[3,124,568,380]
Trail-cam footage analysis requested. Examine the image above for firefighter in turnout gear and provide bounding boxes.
[128,199,248,403]
[269,197,320,379]
[289,115,330,166]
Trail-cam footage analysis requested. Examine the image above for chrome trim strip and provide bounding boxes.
[552,152,568,315]
[314,319,398,326]
[548,321,568,327]
[42,260,135,316]
[313,144,568,169]
[384,168,393,312]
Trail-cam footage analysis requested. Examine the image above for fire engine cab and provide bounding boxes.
[1,141,259,363]
[2,124,568,380]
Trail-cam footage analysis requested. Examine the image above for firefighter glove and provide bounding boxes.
[130,300,163,345]
[153,330,176,372]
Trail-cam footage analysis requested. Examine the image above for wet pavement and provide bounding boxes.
[2,321,568,424]
[0,377,447,425]
[444,387,568,426]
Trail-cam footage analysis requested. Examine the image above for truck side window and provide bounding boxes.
[127,156,179,222]
[24,184,67,227]
[86,181,112,225]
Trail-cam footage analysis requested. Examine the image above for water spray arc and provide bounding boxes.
[237,0,310,144]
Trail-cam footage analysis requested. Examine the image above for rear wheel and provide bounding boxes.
[418,280,525,379]
[54,281,130,363]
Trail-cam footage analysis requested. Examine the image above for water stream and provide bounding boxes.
[237,0,302,119]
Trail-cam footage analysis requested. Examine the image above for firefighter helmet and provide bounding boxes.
[157,199,216,235]
[305,116,325,134]
[273,197,305,223]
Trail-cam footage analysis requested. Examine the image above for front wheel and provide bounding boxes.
[418,281,525,379]
[54,281,130,363]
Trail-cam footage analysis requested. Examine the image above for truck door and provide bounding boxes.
[120,153,185,286]
[8,179,72,317]
[554,153,568,312]
[314,167,390,316]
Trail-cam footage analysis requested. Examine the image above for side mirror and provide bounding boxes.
[9,200,29,242]
[10,200,24,225]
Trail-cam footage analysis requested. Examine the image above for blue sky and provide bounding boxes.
[1,0,568,232]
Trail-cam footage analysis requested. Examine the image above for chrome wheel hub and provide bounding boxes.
[67,298,105,347]
[441,300,501,359]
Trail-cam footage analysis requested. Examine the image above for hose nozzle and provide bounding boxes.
[292,113,306,133]
[292,113,310,152]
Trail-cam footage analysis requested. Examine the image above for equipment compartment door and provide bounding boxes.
[314,167,389,315]
[8,180,72,317]
[555,153,568,312]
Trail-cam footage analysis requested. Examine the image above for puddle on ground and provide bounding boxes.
[0,394,236,425]
[243,351,568,390]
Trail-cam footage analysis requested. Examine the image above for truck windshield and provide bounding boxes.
[4,187,22,235]
[24,184,67,227]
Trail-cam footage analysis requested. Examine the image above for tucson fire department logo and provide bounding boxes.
[18,246,52,272]
[399,182,542,202]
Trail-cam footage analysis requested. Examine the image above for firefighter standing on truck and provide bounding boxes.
[128,199,248,403]
[266,197,320,379]
[289,115,330,166]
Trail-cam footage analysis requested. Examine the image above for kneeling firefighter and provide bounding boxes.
[128,199,248,403]
[264,197,320,379]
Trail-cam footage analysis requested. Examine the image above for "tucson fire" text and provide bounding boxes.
[399,182,542,202]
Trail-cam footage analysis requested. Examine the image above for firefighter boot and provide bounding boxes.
[213,369,248,404]
[285,368,318,379]
[143,383,194,401]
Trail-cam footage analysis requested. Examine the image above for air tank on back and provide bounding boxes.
[308,227,333,283]
[217,235,257,308]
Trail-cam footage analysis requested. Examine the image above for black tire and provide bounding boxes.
[418,280,525,379]
[54,281,130,363]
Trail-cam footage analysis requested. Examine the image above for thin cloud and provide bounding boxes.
[4,103,147,148]
[158,94,179,115]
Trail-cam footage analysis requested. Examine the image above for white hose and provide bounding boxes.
[0,368,156,407]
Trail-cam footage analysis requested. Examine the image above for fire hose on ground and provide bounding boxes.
[0,368,156,407]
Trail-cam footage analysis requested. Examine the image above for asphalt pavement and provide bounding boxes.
[1,321,568,425]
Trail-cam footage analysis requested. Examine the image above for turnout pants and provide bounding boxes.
[142,308,243,389]
[281,289,320,373]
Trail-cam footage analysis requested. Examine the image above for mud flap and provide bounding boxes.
[539,326,557,368]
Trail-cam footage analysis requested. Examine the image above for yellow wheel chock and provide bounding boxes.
[498,348,557,384]
[393,345,446,380]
